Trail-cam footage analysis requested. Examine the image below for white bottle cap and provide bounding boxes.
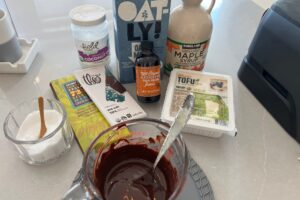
[69,4,106,27]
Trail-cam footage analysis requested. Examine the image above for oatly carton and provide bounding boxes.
[113,0,171,83]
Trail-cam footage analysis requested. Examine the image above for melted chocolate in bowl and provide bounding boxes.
[94,144,178,200]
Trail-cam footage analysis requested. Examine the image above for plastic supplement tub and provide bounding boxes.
[70,4,110,68]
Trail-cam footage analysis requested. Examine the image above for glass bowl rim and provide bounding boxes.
[82,117,189,200]
[3,98,67,145]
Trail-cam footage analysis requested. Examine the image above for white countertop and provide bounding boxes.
[0,0,299,199]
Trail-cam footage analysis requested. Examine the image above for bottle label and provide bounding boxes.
[165,38,210,73]
[136,66,160,97]
[75,35,110,64]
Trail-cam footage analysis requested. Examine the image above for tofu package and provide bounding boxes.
[113,0,171,83]
[161,69,237,138]
[74,66,147,125]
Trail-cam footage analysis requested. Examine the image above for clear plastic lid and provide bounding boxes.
[161,69,237,137]
[69,4,106,26]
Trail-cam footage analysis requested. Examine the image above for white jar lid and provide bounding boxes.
[69,4,106,26]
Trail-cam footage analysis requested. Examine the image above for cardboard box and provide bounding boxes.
[50,75,131,152]
[113,0,171,83]
[74,66,147,125]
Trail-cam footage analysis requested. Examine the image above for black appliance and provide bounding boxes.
[238,0,300,143]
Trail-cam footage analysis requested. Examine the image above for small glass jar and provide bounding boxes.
[69,4,110,68]
[3,98,74,165]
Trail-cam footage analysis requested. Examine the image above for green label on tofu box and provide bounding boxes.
[170,72,229,127]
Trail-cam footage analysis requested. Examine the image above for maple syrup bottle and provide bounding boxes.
[135,41,161,103]
[165,0,215,73]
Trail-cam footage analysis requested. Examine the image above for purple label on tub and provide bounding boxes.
[78,47,109,63]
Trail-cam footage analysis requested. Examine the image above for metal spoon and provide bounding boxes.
[153,93,195,170]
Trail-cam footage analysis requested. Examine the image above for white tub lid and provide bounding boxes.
[69,4,106,26]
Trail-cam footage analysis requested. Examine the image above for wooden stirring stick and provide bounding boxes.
[38,97,47,139]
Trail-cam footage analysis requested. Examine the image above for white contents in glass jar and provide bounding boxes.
[70,4,110,68]
[16,110,66,163]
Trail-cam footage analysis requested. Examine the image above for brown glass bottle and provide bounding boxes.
[135,41,161,103]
